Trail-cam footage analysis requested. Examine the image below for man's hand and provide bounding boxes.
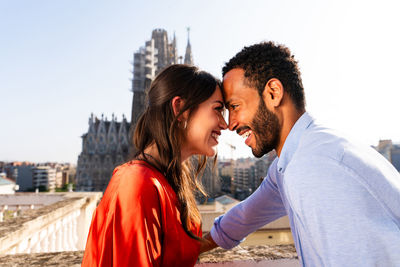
[200,233,219,254]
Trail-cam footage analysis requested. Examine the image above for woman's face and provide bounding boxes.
[182,86,228,158]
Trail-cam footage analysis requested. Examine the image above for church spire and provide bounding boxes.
[184,27,193,65]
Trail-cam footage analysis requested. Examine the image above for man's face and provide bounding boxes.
[223,68,281,157]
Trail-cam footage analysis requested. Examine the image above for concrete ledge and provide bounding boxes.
[197,259,300,267]
[0,251,83,267]
[0,245,298,266]
[199,245,297,263]
[0,192,102,254]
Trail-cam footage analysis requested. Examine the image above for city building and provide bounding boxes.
[0,162,75,192]
[196,158,220,200]
[375,139,400,172]
[0,162,18,181]
[218,160,234,194]
[233,159,255,200]
[55,163,76,189]
[15,163,34,191]
[227,152,276,200]
[0,162,34,191]
[32,166,56,191]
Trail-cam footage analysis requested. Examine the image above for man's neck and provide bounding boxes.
[275,109,305,157]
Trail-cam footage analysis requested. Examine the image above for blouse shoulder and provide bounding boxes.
[107,160,168,202]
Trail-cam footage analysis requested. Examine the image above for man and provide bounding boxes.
[201,42,400,266]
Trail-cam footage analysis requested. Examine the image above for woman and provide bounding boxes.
[81,64,227,266]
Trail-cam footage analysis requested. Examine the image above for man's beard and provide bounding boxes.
[250,99,281,158]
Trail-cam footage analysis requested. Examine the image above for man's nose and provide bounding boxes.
[228,114,238,131]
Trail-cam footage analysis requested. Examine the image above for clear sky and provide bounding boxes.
[1,0,400,163]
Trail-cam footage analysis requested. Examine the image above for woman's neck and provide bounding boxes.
[144,143,187,164]
[143,144,160,160]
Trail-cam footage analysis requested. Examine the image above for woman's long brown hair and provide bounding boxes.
[133,64,219,240]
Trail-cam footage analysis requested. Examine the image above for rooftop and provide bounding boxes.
[0,177,15,186]
[215,195,239,205]
[0,193,65,206]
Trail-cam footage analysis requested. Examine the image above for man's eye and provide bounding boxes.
[230,104,238,110]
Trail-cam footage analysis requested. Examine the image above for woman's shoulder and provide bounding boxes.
[115,160,162,177]
[101,160,176,209]
[109,160,164,190]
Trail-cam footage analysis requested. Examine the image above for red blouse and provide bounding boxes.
[82,160,202,267]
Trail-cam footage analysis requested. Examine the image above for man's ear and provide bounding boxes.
[171,96,186,120]
[263,78,284,108]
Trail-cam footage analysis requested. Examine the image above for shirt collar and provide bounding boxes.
[276,112,314,173]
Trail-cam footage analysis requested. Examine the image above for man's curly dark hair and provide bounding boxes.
[222,41,305,111]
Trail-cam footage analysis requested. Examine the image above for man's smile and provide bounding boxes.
[237,127,254,146]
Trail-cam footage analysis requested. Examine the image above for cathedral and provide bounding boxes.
[76,114,130,191]
[76,28,193,192]
[131,28,193,128]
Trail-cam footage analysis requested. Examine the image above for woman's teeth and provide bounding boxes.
[211,132,219,140]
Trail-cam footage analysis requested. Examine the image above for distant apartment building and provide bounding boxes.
[55,164,76,189]
[0,162,35,191]
[0,162,18,181]
[233,159,256,200]
[231,152,276,200]
[55,169,63,188]
[375,140,400,172]
[199,159,220,198]
[218,160,234,194]
[32,166,56,191]
[16,164,34,191]
[64,164,76,186]
[0,162,74,192]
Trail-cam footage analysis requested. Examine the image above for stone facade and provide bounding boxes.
[76,114,130,192]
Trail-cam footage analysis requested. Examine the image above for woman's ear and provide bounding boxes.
[171,96,185,118]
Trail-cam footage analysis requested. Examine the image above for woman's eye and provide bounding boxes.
[215,106,224,113]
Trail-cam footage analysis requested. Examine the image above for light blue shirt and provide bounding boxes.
[211,112,400,266]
